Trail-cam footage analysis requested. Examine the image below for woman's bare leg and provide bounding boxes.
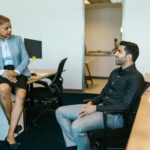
[0,83,12,124]
[7,88,26,144]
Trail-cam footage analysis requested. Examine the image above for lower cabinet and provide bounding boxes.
[85,56,118,78]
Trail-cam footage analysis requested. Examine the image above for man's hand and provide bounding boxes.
[2,70,17,83]
[79,102,96,118]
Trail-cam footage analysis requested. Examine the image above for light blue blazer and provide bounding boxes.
[0,35,31,77]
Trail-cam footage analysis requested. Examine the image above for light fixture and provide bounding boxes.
[109,0,122,3]
[85,0,90,4]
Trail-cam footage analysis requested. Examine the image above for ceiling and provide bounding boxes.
[85,0,122,9]
[88,0,110,3]
[87,0,122,3]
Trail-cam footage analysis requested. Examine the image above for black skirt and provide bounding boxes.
[0,65,28,90]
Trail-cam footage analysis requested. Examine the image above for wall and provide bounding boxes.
[0,0,85,90]
[86,56,117,77]
[0,106,9,140]
[122,0,150,75]
[85,7,122,51]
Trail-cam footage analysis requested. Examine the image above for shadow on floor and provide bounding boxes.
[0,93,98,150]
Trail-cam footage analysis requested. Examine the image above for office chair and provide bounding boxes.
[28,58,67,125]
[87,82,150,150]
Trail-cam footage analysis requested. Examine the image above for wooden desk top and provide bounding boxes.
[126,90,150,150]
[27,69,56,84]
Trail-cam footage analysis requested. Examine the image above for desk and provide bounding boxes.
[28,69,56,84]
[85,56,95,88]
[0,69,57,140]
[126,90,150,150]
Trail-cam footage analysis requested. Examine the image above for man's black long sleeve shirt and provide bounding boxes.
[91,64,145,112]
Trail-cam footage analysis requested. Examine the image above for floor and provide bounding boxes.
[84,79,108,94]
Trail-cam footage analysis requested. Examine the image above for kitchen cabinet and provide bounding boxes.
[85,55,118,78]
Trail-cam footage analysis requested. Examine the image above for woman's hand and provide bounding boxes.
[2,70,17,83]
[4,70,18,77]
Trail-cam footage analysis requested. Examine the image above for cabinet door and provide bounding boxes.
[85,56,117,78]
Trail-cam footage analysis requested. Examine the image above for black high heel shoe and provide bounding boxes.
[5,139,21,150]
[14,125,22,134]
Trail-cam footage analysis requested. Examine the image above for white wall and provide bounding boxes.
[0,0,85,90]
[0,106,9,140]
[122,0,150,75]
[85,7,122,51]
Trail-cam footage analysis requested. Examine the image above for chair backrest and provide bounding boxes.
[89,82,150,150]
[125,81,150,127]
[50,58,67,88]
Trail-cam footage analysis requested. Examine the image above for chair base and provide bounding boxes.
[30,99,61,126]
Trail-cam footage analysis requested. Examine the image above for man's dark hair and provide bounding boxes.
[120,41,139,62]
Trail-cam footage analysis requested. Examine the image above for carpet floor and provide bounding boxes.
[6,93,97,150]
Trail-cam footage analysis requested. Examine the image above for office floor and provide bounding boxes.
[13,92,100,150]
[84,79,108,94]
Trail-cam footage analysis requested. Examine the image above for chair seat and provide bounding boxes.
[29,87,57,98]
[89,128,130,149]
[89,128,130,141]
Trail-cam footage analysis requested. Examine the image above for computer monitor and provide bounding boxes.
[24,38,42,58]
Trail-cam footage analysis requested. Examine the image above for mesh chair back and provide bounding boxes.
[89,82,150,150]
[50,58,67,90]
[125,81,150,127]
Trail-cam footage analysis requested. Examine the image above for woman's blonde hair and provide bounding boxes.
[0,15,10,25]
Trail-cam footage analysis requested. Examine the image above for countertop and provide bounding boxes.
[86,50,113,56]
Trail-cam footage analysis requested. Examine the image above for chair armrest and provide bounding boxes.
[103,110,128,129]
[103,110,127,115]
[46,75,55,81]
[83,99,92,104]
[33,80,49,88]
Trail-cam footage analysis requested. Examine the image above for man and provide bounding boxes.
[56,41,145,150]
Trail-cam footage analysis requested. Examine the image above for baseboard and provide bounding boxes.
[63,89,83,93]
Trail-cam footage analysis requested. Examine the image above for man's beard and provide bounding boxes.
[115,59,124,66]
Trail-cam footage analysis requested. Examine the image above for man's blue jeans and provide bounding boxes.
[55,104,124,150]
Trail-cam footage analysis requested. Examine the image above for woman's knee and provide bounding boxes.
[16,94,26,101]
[0,84,11,97]
[16,89,26,100]
[14,90,26,108]
[15,96,26,108]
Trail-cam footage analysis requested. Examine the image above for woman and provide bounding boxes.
[0,15,30,149]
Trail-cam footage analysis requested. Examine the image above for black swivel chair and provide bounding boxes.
[87,82,150,150]
[28,58,67,125]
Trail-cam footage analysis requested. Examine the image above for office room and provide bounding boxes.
[84,0,122,93]
[0,0,150,150]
